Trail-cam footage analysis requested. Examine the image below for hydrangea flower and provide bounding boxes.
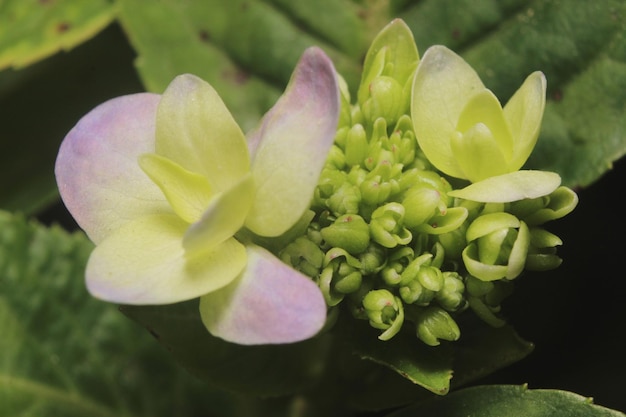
[411,45,561,203]
[55,47,340,345]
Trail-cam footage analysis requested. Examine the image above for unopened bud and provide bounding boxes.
[415,307,460,346]
[344,124,369,166]
[321,214,370,254]
[463,212,530,281]
[370,203,412,248]
[362,76,405,125]
[363,289,405,340]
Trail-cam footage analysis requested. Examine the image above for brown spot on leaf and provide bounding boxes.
[198,29,210,43]
[222,68,250,85]
[56,22,70,33]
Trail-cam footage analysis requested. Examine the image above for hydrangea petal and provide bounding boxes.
[448,170,561,203]
[183,174,254,257]
[55,93,170,244]
[86,213,247,304]
[245,47,340,237]
[138,153,213,224]
[411,45,485,179]
[456,89,513,162]
[199,244,327,345]
[155,74,250,191]
[451,124,510,182]
[504,71,547,171]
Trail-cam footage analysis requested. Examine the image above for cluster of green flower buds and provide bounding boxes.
[279,20,577,346]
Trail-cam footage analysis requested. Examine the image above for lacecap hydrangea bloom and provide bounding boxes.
[55,47,340,345]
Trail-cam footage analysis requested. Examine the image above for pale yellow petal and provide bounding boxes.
[86,214,246,305]
[183,174,254,257]
[448,170,561,203]
[138,153,213,224]
[411,45,485,179]
[503,71,547,171]
[155,74,250,191]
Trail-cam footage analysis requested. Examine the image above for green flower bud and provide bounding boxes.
[384,125,416,166]
[414,207,468,235]
[326,144,346,170]
[326,183,361,215]
[360,176,393,206]
[318,248,363,306]
[381,247,415,285]
[316,169,348,201]
[279,236,325,278]
[337,73,353,128]
[515,186,579,226]
[362,289,405,340]
[466,278,513,327]
[465,275,494,298]
[320,214,370,254]
[399,253,432,284]
[333,126,349,150]
[344,124,369,166]
[402,185,443,229]
[436,272,467,312]
[463,212,530,281]
[370,203,412,248]
[525,228,563,271]
[399,279,435,306]
[414,307,460,346]
[397,168,451,198]
[362,76,405,125]
[358,243,388,275]
[417,266,444,291]
[306,222,323,246]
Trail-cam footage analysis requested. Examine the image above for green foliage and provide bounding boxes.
[0,0,116,69]
[387,385,626,417]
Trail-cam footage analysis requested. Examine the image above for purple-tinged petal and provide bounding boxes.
[199,244,327,345]
[86,213,247,304]
[55,93,170,244]
[245,47,340,237]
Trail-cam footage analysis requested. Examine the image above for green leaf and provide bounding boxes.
[0,211,240,417]
[341,315,533,397]
[0,0,116,70]
[120,302,331,397]
[387,385,626,417]
[450,321,534,388]
[115,0,366,130]
[347,322,454,396]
